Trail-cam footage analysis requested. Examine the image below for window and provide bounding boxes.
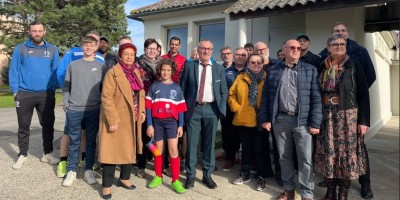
[199,22,225,60]
[167,27,188,57]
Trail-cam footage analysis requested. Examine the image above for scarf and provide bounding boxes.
[247,70,265,107]
[322,54,349,91]
[141,54,160,72]
[119,61,143,91]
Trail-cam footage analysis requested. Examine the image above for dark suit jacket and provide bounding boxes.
[179,60,228,122]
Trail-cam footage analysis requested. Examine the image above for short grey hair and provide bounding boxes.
[326,34,346,46]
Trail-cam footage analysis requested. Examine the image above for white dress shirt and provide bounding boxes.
[197,61,214,103]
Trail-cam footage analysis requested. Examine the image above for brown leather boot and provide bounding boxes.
[337,179,351,200]
[277,190,295,200]
[323,178,337,200]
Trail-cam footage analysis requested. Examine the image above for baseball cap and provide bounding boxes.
[296,34,310,41]
[100,36,109,42]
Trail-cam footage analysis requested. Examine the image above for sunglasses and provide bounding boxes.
[249,61,262,65]
[329,43,346,47]
[287,46,301,51]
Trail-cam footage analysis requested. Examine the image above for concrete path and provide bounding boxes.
[0,105,398,200]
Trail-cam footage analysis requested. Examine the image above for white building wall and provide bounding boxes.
[141,4,234,58]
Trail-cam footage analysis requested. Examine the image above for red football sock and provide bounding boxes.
[170,156,180,182]
[154,154,163,177]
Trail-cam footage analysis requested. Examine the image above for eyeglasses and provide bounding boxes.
[333,29,347,33]
[329,43,346,47]
[146,47,158,52]
[235,54,247,57]
[221,52,232,56]
[287,46,301,51]
[249,61,262,65]
[199,47,213,52]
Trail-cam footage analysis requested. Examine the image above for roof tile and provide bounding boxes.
[224,0,319,14]
[130,0,225,14]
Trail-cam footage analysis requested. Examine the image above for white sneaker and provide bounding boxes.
[62,171,77,187]
[12,155,28,170]
[84,170,97,185]
[41,153,60,165]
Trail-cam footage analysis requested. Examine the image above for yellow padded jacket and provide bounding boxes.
[228,72,266,127]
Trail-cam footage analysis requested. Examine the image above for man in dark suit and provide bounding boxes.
[180,39,228,189]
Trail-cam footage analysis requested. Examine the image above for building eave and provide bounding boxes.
[226,0,398,20]
[128,0,236,21]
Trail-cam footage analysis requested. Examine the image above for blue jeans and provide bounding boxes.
[66,109,99,172]
[273,113,314,199]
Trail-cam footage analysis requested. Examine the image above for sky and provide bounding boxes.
[125,0,160,55]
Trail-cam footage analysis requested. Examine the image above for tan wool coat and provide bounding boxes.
[98,64,145,164]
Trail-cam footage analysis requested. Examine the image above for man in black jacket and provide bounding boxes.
[297,34,322,68]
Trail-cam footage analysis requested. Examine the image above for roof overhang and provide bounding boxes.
[128,0,236,22]
[225,0,399,20]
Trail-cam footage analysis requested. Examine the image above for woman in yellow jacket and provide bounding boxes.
[228,54,273,191]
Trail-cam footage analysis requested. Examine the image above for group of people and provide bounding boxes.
[9,20,376,200]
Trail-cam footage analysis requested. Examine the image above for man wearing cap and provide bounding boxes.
[297,34,322,69]
[98,36,117,70]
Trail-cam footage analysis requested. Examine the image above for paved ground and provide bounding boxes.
[0,105,398,200]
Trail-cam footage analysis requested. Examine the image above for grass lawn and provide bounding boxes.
[0,91,63,108]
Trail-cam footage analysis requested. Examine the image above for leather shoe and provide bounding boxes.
[185,177,195,189]
[277,190,295,200]
[361,184,373,199]
[202,177,217,189]
[117,180,136,190]
[302,198,312,200]
[102,193,112,200]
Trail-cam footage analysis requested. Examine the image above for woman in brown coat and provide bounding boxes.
[98,43,145,199]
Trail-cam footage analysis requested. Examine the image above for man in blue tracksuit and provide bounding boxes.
[9,21,60,170]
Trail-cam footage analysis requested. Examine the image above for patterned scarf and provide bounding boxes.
[247,70,265,107]
[119,61,143,91]
[142,54,160,72]
[322,54,349,91]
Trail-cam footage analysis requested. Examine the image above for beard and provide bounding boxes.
[98,46,108,54]
[31,36,44,45]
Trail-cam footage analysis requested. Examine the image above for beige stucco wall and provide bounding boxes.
[390,60,399,116]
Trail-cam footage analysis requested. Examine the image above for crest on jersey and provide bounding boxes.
[170,90,177,100]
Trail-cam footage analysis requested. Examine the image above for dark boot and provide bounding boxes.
[323,178,337,200]
[337,179,351,200]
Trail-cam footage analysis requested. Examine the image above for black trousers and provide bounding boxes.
[238,126,273,178]
[102,164,132,187]
[15,91,55,156]
[358,141,371,184]
[220,109,240,162]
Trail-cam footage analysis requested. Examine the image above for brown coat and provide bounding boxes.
[98,64,145,164]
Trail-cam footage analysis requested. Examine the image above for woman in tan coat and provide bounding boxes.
[99,43,145,199]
